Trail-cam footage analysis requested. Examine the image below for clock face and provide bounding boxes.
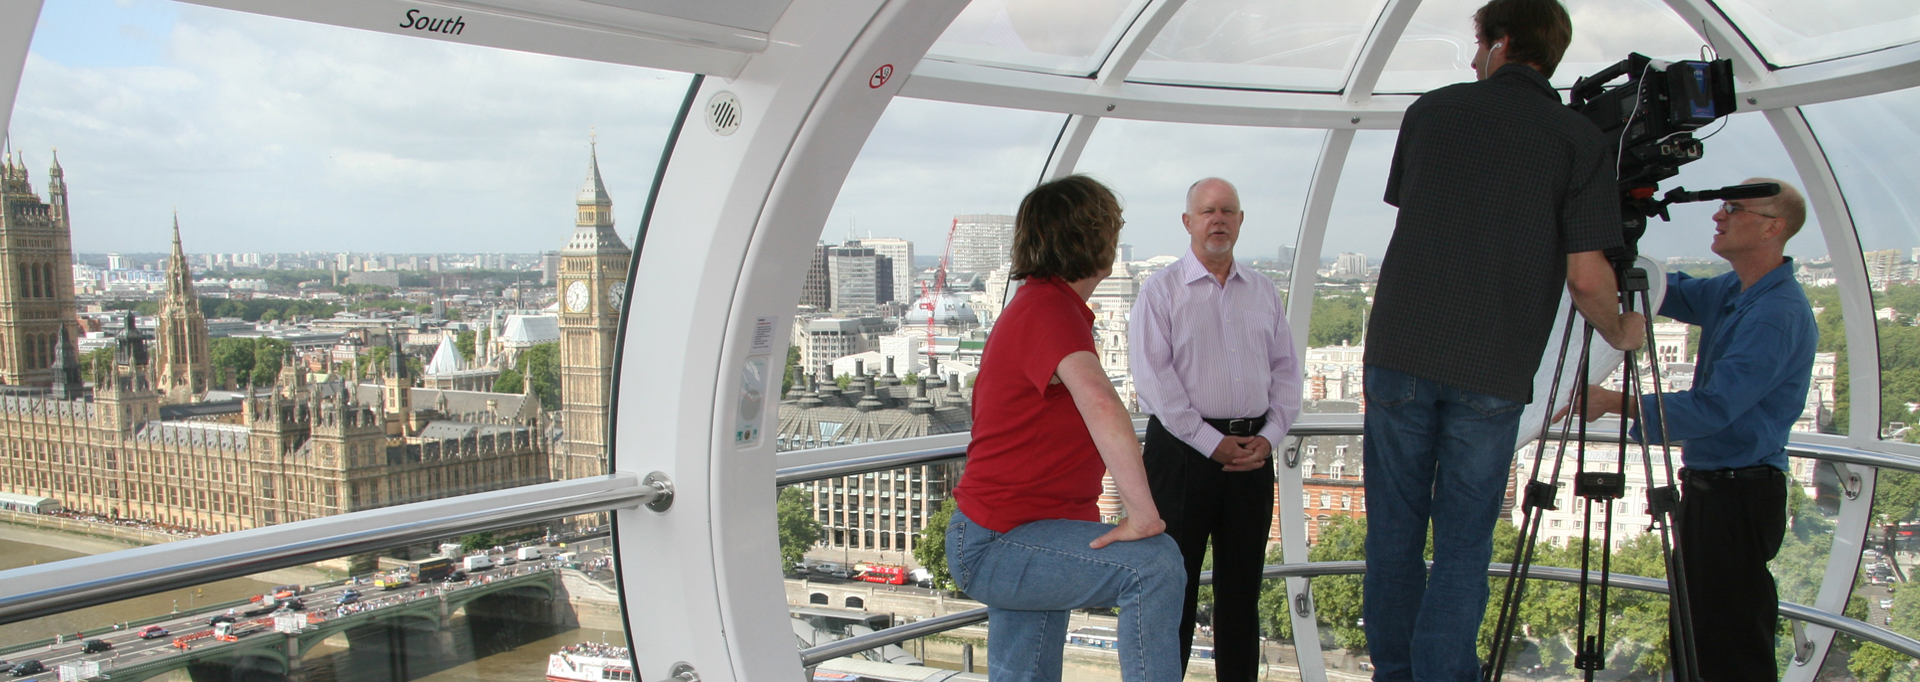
[565,280,590,312]
[608,281,626,312]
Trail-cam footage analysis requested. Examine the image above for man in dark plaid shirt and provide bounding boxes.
[1360,1,1645,679]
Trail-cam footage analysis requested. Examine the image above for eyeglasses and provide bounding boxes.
[1719,202,1779,220]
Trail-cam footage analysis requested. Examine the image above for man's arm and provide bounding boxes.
[1657,270,1709,325]
[1255,294,1304,456]
[1568,250,1646,351]
[1058,351,1165,548]
[1573,318,1805,440]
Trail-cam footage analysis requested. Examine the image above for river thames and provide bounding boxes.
[0,531,624,682]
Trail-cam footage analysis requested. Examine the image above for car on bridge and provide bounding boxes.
[337,589,361,605]
[137,625,169,639]
[9,660,44,677]
[80,639,112,654]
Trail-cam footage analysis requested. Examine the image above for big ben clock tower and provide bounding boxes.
[555,141,631,480]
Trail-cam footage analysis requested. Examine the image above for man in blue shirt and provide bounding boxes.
[1576,178,1816,682]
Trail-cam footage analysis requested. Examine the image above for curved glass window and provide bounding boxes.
[1,0,687,537]
[1711,0,1920,68]
[929,0,1148,76]
[1129,0,1387,92]
[1804,87,1920,442]
[1374,0,1708,94]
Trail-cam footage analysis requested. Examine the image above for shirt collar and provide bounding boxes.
[1491,63,1560,104]
[1733,257,1798,303]
[1178,248,1245,285]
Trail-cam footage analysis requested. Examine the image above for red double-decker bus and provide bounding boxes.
[858,564,907,585]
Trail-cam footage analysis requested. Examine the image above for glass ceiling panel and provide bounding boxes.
[928,0,1149,76]
[1374,0,1705,95]
[1711,0,1920,68]
[1127,0,1388,92]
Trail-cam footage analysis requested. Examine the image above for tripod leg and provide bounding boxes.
[1485,313,1583,682]
[1632,289,1701,682]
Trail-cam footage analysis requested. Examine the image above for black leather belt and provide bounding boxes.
[1681,465,1782,481]
[1202,417,1266,437]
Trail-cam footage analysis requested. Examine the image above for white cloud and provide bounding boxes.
[8,0,689,254]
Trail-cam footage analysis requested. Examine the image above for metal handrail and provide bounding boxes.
[798,608,991,666]
[773,418,1920,485]
[796,561,1920,665]
[0,473,665,626]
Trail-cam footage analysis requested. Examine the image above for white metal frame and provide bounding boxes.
[2,0,1920,680]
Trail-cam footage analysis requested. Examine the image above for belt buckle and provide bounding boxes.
[1228,418,1252,436]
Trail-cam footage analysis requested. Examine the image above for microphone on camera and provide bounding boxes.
[1662,182,1781,204]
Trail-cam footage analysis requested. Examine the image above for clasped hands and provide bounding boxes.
[1212,435,1271,472]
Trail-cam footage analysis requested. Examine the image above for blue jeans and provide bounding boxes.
[1362,365,1524,682]
[946,510,1184,682]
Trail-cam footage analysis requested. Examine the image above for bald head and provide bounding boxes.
[1744,177,1807,240]
[1187,177,1239,212]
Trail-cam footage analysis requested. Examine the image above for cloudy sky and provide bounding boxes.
[7,0,1915,265]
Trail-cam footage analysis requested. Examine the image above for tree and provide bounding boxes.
[456,330,477,362]
[777,487,823,572]
[459,532,497,553]
[249,338,289,386]
[210,338,257,388]
[518,343,560,410]
[1309,293,1369,347]
[78,347,116,382]
[782,346,801,394]
[493,367,524,394]
[914,499,957,590]
[1309,515,1368,650]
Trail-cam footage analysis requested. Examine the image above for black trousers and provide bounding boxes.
[1674,466,1788,682]
[1142,416,1275,682]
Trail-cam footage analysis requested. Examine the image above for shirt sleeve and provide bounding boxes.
[1637,315,1805,443]
[1258,297,1304,447]
[1657,271,1710,326]
[1560,137,1624,254]
[1015,291,1098,396]
[1384,116,1412,208]
[1128,278,1225,458]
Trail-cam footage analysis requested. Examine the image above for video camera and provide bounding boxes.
[1567,52,1770,265]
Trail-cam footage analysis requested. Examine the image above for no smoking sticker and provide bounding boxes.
[869,64,894,88]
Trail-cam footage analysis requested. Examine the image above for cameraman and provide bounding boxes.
[1574,178,1815,682]
[1363,0,1644,678]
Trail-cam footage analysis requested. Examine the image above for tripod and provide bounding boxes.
[1481,259,1699,682]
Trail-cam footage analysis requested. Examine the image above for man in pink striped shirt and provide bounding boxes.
[1129,177,1303,681]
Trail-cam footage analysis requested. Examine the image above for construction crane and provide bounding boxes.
[920,218,960,373]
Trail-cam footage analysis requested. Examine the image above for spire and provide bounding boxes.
[165,213,197,302]
[576,136,611,207]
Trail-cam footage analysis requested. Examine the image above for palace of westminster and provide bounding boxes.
[0,146,629,533]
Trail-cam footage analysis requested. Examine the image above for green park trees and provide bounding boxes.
[777,486,824,572]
